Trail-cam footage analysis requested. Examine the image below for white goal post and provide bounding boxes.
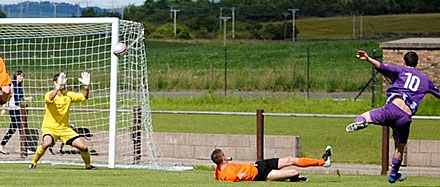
[0,18,187,170]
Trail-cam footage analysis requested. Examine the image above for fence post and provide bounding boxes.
[256,109,264,161]
[307,47,310,99]
[132,106,142,164]
[381,126,389,175]
[210,60,214,85]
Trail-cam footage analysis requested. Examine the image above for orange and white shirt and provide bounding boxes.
[214,163,259,182]
[0,57,12,89]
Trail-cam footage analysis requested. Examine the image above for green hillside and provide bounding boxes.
[297,13,440,39]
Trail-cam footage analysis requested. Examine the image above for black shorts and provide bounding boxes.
[253,158,279,181]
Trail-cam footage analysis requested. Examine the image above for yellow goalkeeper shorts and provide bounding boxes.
[42,127,79,145]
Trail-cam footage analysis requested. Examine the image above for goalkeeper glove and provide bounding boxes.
[55,72,67,90]
[78,72,90,88]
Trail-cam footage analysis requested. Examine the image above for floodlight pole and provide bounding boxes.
[19,2,24,17]
[232,7,236,39]
[172,9,181,38]
[52,3,57,18]
[168,5,174,18]
[360,14,363,41]
[282,12,289,40]
[288,9,299,42]
[352,13,356,40]
[121,6,124,19]
[219,7,224,29]
[220,16,231,96]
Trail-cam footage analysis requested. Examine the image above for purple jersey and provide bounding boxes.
[377,63,440,115]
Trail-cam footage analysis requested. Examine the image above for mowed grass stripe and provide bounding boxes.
[1,164,439,187]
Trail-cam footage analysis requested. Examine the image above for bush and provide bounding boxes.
[154,23,191,39]
[260,22,284,40]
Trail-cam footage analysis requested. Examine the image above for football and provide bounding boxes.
[113,42,127,56]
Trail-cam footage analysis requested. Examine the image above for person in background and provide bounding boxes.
[0,70,33,154]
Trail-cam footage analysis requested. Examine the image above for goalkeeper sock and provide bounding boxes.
[296,157,325,167]
[80,150,92,168]
[32,146,46,165]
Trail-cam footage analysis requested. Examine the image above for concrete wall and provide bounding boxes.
[154,132,301,162]
[389,139,440,167]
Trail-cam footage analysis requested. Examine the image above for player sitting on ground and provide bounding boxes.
[211,145,332,182]
[29,72,96,169]
[346,50,440,183]
[0,57,12,105]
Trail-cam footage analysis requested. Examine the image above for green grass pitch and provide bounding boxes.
[1,164,439,187]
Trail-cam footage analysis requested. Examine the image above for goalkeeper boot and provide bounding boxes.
[322,145,332,167]
[388,173,407,183]
[346,122,369,132]
[29,164,36,169]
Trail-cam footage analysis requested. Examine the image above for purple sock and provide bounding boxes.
[355,116,366,123]
[390,157,402,177]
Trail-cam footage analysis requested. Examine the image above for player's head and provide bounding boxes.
[404,52,418,68]
[13,70,24,83]
[211,149,225,165]
[53,73,61,82]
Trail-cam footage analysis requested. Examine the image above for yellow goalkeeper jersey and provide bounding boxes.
[42,91,86,130]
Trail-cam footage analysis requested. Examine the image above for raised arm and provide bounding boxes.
[356,50,381,68]
[428,81,440,99]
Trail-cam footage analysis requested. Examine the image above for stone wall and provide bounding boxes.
[389,139,440,167]
[154,132,301,162]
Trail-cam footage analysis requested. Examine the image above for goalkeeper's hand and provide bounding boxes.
[78,72,90,86]
[55,72,67,90]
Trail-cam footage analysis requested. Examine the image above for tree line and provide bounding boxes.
[2,0,438,39]
[118,0,440,39]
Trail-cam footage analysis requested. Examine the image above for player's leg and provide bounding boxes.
[70,137,94,169]
[346,103,396,133]
[30,134,54,168]
[346,111,371,132]
[0,110,20,154]
[266,169,299,181]
[388,141,408,183]
[388,117,411,183]
[61,128,94,169]
[278,145,331,169]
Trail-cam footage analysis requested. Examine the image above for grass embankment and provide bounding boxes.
[147,40,381,92]
[297,13,440,39]
[2,164,439,186]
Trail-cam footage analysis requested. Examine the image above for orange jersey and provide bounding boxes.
[214,163,259,182]
[0,57,12,88]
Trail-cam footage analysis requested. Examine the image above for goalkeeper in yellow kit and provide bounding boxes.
[29,72,95,169]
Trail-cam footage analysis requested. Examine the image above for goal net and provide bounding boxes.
[0,18,188,170]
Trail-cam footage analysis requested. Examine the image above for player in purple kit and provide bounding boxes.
[346,50,440,183]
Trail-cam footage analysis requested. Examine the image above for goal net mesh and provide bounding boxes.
[0,19,176,169]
